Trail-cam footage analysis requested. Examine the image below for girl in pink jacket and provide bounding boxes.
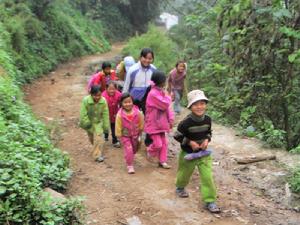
[102,81,122,148]
[144,71,174,169]
[115,93,144,174]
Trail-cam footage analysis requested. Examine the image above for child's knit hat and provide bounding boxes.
[187,90,209,108]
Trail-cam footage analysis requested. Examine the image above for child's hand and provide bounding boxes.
[199,139,209,150]
[189,140,200,151]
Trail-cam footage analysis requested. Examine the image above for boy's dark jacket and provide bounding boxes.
[174,113,212,153]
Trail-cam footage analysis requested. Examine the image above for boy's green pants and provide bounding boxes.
[176,150,217,203]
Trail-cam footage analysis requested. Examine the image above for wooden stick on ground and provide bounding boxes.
[236,155,276,164]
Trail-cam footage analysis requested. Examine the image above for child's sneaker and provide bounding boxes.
[113,141,121,148]
[206,202,221,213]
[184,150,212,161]
[176,187,189,198]
[159,162,171,169]
[127,166,135,174]
[96,156,104,162]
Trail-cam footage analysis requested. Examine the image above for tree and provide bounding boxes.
[27,0,55,18]
[169,0,300,150]
[72,0,162,34]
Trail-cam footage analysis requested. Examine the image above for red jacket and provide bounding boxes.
[102,90,122,123]
[92,70,117,92]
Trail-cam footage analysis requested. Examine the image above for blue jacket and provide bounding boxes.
[122,62,156,101]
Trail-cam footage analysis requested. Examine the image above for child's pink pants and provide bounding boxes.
[120,136,138,166]
[147,132,168,163]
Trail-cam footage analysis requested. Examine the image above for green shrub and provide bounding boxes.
[96,3,133,41]
[167,0,300,193]
[290,169,300,193]
[122,25,179,73]
[0,0,110,82]
[290,145,300,154]
[0,76,84,224]
[4,16,26,53]
[0,2,97,222]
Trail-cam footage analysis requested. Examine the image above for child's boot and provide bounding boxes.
[176,187,189,198]
[96,156,104,162]
[159,162,171,169]
[113,141,121,148]
[206,202,221,213]
[184,150,212,161]
[127,165,135,174]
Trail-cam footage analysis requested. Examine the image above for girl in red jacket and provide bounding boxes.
[88,62,118,92]
[102,81,122,147]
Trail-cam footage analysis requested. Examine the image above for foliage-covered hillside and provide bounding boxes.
[0,0,163,223]
[169,0,300,151]
[0,0,111,223]
[167,0,300,192]
[0,0,110,83]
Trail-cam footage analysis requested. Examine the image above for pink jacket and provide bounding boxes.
[144,86,174,134]
[117,106,142,137]
[102,90,122,122]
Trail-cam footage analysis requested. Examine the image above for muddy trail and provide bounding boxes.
[24,44,300,225]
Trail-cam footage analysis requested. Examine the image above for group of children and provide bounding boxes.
[79,48,221,213]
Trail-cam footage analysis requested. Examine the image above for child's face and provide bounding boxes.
[103,67,111,75]
[92,92,102,103]
[122,97,133,111]
[107,84,116,96]
[140,53,153,67]
[176,63,185,73]
[190,100,207,116]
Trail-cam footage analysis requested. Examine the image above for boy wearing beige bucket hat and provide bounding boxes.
[174,90,220,213]
[187,89,208,108]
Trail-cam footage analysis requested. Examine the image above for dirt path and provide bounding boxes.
[24,44,300,225]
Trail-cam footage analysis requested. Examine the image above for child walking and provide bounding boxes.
[102,81,122,148]
[87,61,118,92]
[174,90,220,213]
[115,93,144,174]
[116,56,135,81]
[144,71,174,169]
[167,61,187,115]
[79,85,109,162]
